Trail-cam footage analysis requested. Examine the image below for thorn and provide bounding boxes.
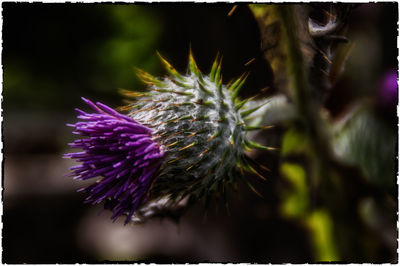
[243,125,275,131]
[320,51,332,64]
[187,131,200,138]
[207,131,221,141]
[198,148,210,157]
[179,115,193,121]
[310,44,333,64]
[166,115,192,124]
[165,130,185,139]
[119,89,149,98]
[156,51,185,81]
[186,164,196,171]
[116,105,133,112]
[135,67,168,88]
[146,121,164,127]
[130,106,157,115]
[155,98,171,103]
[247,164,267,181]
[227,5,238,16]
[257,162,271,172]
[150,88,193,96]
[169,102,192,107]
[120,98,135,104]
[243,153,272,174]
[168,76,192,89]
[237,165,264,198]
[230,72,250,99]
[228,72,246,91]
[135,98,154,102]
[168,156,183,164]
[225,80,233,91]
[179,142,196,151]
[240,101,267,118]
[235,99,249,111]
[234,93,259,111]
[166,141,179,148]
[217,75,223,96]
[197,81,213,95]
[242,176,263,198]
[244,57,256,67]
[210,52,220,82]
[214,56,223,86]
[189,46,201,77]
[245,140,279,151]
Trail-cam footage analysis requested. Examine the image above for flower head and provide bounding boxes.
[64,97,164,224]
[65,52,274,224]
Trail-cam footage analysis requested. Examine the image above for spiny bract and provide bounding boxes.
[118,52,274,222]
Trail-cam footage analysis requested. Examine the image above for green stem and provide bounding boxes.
[276,5,332,176]
[276,5,339,261]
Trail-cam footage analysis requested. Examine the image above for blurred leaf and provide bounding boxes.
[305,210,339,261]
[3,5,163,112]
[250,4,356,103]
[249,4,290,94]
[244,95,295,127]
[359,197,397,251]
[94,6,162,92]
[281,129,313,156]
[251,4,396,262]
[280,163,308,216]
[329,41,356,85]
[280,161,339,261]
[333,105,397,194]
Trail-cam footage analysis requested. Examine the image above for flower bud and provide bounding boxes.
[65,52,274,224]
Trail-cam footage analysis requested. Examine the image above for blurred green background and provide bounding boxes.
[2,3,397,263]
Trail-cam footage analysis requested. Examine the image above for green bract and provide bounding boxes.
[120,52,274,222]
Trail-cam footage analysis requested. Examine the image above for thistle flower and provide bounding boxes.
[64,98,164,224]
[65,52,275,224]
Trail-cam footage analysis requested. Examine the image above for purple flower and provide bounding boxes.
[64,97,164,224]
[379,70,398,106]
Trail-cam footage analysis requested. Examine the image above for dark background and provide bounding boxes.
[2,3,397,263]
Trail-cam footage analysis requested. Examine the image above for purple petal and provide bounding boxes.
[64,98,164,224]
